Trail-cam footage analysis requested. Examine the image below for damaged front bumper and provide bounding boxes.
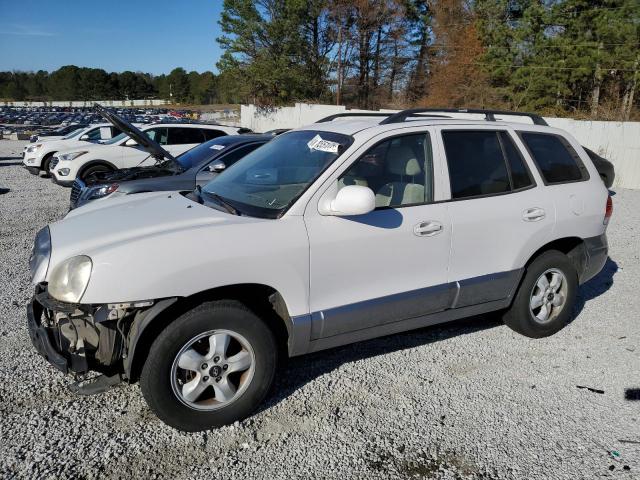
[27,284,128,377]
[27,283,177,392]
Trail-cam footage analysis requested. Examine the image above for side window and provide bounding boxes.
[168,127,205,145]
[339,133,433,208]
[145,127,168,145]
[110,127,123,138]
[442,130,511,199]
[212,143,263,169]
[202,129,227,141]
[84,128,102,141]
[519,132,586,184]
[498,131,533,190]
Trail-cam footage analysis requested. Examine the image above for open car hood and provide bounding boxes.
[94,103,175,162]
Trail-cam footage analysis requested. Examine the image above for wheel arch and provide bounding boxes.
[125,283,293,382]
[40,150,56,169]
[523,236,587,280]
[77,159,118,179]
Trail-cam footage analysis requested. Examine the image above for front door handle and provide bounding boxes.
[522,207,546,222]
[414,221,443,237]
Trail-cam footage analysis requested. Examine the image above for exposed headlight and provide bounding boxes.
[58,151,88,161]
[87,183,119,200]
[26,144,42,153]
[58,168,70,176]
[48,256,92,303]
[29,227,51,284]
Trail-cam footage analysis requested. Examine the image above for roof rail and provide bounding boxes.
[316,112,392,123]
[317,111,452,123]
[378,108,548,126]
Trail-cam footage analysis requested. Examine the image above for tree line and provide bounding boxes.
[216,0,639,119]
[2,1,638,119]
[0,66,221,105]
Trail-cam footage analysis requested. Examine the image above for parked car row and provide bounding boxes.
[21,106,246,185]
[26,107,614,432]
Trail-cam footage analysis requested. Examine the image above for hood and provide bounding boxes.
[94,103,175,162]
[52,191,257,260]
[48,191,286,304]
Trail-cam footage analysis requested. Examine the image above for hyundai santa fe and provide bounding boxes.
[27,108,611,431]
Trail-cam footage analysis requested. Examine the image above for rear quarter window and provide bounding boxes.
[519,132,588,184]
[202,129,227,141]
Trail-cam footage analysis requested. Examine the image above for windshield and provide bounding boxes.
[62,128,85,140]
[202,130,353,218]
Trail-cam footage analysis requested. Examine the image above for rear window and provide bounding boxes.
[202,129,227,141]
[499,131,533,190]
[519,132,586,184]
[443,130,510,199]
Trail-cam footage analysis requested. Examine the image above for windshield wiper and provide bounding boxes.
[203,190,240,215]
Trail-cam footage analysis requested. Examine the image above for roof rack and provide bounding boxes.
[317,112,451,123]
[378,108,548,126]
[316,112,393,123]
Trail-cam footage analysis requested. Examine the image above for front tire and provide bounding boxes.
[140,300,277,431]
[503,250,578,338]
[40,153,55,177]
[80,163,113,183]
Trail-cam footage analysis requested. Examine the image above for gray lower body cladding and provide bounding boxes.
[27,234,608,378]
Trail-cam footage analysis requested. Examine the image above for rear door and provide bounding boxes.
[120,127,168,168]
[437,127,555,307]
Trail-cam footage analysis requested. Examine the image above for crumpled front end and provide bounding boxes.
[27,284,127,376]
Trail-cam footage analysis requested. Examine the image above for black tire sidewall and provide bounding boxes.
[41,153,54,174]
[140,301,277,431]
[506,250,578,338]
[81,164,111,182]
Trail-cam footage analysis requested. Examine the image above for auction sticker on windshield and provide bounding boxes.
[307,134,339,153]
[210,145,225,150]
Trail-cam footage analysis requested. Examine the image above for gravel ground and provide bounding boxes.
[0,139,638,479]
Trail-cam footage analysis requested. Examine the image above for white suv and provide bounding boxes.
[49,123,242,186]
[27,109,611,431]
[22,123,124,175]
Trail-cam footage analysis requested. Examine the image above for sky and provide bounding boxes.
[0,0,225,75]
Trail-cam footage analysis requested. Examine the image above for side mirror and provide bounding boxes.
[208,160,226,173]
[324,185,375,216]
[125,138,138,147]
[80,134,89,141]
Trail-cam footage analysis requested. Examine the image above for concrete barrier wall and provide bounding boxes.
[241,103,640,189]
[2,99,169,107]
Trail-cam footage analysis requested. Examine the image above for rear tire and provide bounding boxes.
[80,163,113,183]
[503,250,578,338]
[140,300,277,431]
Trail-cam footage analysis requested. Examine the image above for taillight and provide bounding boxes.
[604,195,613,225]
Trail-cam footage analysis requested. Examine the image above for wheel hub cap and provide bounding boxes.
[170,329,255,411]
[529,268,568,324]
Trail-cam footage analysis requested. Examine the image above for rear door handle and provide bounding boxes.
[522,207,546,222]
[414,221,443,237]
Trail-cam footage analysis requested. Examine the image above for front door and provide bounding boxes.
[305,131,452,340]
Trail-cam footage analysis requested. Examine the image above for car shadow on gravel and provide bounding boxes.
[0,161,22,166]
[571,256,618,322]
[261,257,619,413]
[261,311,505,413]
